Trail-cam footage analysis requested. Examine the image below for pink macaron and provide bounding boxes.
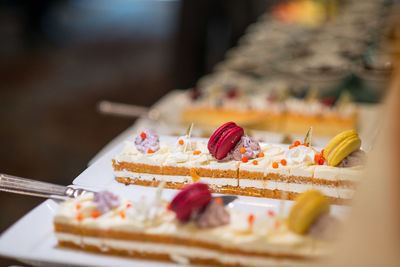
[207,122,237,154]
[214,126,244,160]
[207,122,244,160]
[170,183,212,222]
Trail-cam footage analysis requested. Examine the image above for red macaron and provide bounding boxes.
[208,122,244,160]
[170,183,212,222]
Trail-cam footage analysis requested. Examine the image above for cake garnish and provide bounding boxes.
[190,168,200,182]
[336,149,366,168]
[135,129,160,154]
[170,183,230,228]
[247,214,255,229]
[283,127,318,166]
[176,123,195,152]
[303,127,312,146]
[208,122,262,161]
[189,87,201,101]
[94,191,121,214]
[307,213,339,240]
[323,129,362,166]
[284,145,316,165]
[208,122,244,160]
[126,181,166,222]
[224,135,261,161]
[170,183,212,222]
[268,210,275,217]
[314,150,326,165]
[287,190,330,235]
[196,197,230,229]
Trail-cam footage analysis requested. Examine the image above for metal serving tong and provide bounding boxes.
[0,173,238,205]
[97,100,161,120]
[0,173,92,201]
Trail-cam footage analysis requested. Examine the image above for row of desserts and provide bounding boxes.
[183,85,358,136]
[113,124,364,203]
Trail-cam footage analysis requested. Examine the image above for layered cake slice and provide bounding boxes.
[54,184,338,266]
[112,123,365,204]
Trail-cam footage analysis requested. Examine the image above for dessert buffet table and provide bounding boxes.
[0,0,397,266]
[90,90,381,165]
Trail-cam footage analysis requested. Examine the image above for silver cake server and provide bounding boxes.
[0,173,92,201]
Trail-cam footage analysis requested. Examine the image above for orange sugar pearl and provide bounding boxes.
[215,197,223,205]
[252,160,258,165]
[120,211,126,219]
[193,150,201,155]
[179,139,184,145]
[75,203,81,210]
[259,152,264,157]
[126,203,132,209]
[272,162,279,169]
[280,159,287,166]
[76,213,83,221]
[294,140,300,146]
[268,210,275,217]
[242,157,249,163]
[302,143,309,147]
[140,132,146,139]
[240,147,246,153]
[91,211,100,219]
[248,214,255,226]
[147,149,154,154]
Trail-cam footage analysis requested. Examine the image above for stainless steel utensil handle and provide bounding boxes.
[0,173,90,200]
[97,100,150,118]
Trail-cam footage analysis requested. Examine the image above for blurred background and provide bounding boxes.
[0,0,266,265]
[0,0,398,265]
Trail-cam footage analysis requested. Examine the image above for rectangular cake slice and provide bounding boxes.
[112,132,363,204]
[54,189,332,266]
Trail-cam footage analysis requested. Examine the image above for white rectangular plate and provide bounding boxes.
[0,135,348,266]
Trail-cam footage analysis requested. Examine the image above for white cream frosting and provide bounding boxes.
[126,182,165,223]
[115,141,170,166]
[283,146,316,166]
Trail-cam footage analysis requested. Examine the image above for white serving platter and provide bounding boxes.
[0,135,348,266]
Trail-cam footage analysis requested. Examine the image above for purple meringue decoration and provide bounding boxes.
[195,198,230,229]
[223,135,261,161]
[337,149,366,168]
[135,129,160,154]
[94,191,121,214]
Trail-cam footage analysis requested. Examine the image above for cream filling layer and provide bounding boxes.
[114,171,238,187]
[55,233,308,267]
[239,179,354,199]
[115,170,353,199]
